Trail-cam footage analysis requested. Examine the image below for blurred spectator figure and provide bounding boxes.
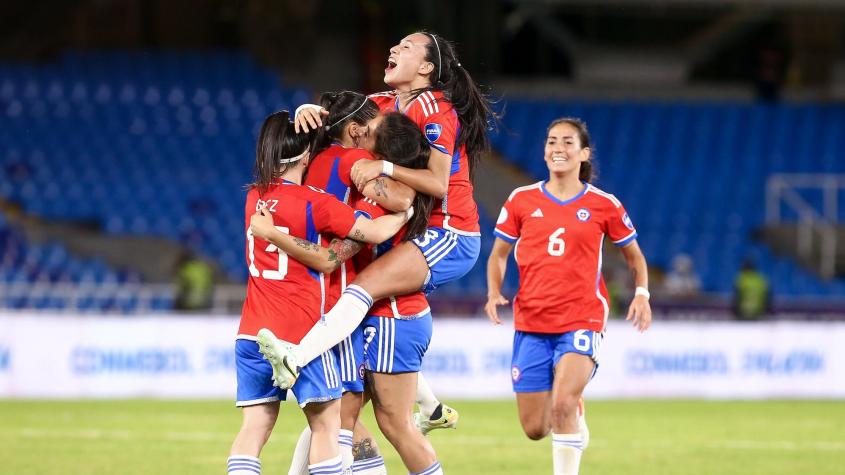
[753,41,787,102]
[733,259,771,320]
[174,251,214,311]
[662,253,701,298]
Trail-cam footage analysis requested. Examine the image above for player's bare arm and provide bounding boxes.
[351,148,450,198]
[620,240,652,332]
[347,207,412,244]
[360,175,416,212]
[485,238,515,325]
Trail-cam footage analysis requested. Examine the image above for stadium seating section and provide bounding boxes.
[1,51,843,310]
[492,99,845,296]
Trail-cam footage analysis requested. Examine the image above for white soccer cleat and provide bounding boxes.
[578,398,590,449]
[413,403,459,436]
[256,328,300,389]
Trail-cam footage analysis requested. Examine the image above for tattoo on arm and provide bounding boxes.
[374,178,388,198]
[328,238,362,263]
[352,438,380,461]
[293,237,320,252]
[351,229,365,241]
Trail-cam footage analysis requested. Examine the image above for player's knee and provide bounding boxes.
[550,393,580,422]
[523,424,549,441]
[374,410,407,441]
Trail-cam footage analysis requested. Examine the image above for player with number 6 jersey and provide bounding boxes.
[485,118,652,475]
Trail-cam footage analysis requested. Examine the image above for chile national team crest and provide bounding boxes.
[511,365,522,383]
[576,208,591,222]
[424,123,442,143]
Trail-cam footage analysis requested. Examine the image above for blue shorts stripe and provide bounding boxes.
[425,234,459,267]
[422,231,456,257]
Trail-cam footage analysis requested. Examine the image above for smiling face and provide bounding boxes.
[544,122,590,176]
[384,33,434,89]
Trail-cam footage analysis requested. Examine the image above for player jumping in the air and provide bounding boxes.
[267,31,496,439]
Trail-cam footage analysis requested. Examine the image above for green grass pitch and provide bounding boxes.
[1,399,843,474]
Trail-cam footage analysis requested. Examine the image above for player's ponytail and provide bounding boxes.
[251,110,313,194]
[413,31,498,180]
[373,112,434,241]
[547,117,596,184]
[311,91,380,158]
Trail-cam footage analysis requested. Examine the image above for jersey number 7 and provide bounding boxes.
[247,226,290,280]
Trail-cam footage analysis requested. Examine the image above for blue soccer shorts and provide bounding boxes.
[332,324,365,393]
[412,227,481,294]
[510,330,603,393]
[362,313,433,373]
[235,339,342,407]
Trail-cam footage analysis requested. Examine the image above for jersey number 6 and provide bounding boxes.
[547,227,566,257]
[247,226,290,280]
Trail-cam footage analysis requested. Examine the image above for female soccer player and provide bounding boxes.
[287,92,422,475]
[255,112,443,475]
[271,33,495,431]
[485,118,652,475]
[228,110,410,475]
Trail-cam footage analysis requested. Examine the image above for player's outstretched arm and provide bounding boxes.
[250,207,362,274]
[359,176,415,212]
[619,240,652,332]
[351,148,451,199]
[485,238,514,325]
[348,207,413,244]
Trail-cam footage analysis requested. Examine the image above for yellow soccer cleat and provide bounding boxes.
[256,328,300,389]
[413,403,460,436]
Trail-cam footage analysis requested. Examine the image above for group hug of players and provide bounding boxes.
[228,31,652,475]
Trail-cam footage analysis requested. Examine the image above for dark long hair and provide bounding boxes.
[251,110,313,194]
[547,117,595,183]
[311,91,380,158]
[412,31,497,180]
[373,112,434,241]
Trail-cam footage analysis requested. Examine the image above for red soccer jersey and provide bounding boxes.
[239,180,358,342]
[350,194,430,319]
[369,90,480,235]
[493,181,638,334]
[304,144,375,307]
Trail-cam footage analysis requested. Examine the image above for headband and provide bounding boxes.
[427,33,442,82]
[325,98,368,131]
[278,150,307,164]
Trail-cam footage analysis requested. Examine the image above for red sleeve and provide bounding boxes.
[352,194,387,221]
[338,149,375,186]
[605,198,638,247]
[422,108,458,157]
[311,192,357,239]
[367,92,397,112]
[493,193,521,244]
